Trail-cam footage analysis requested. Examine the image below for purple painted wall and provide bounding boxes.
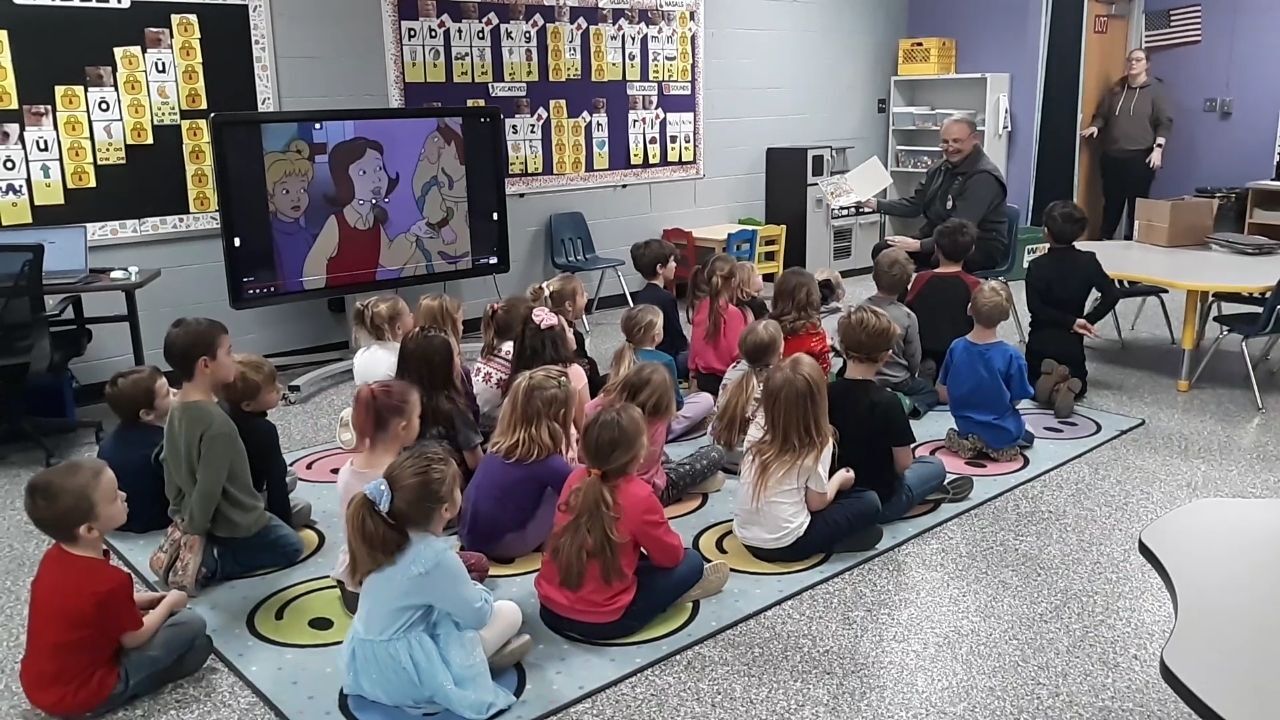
[906,0,1043,211]
[1143,0,1279,197]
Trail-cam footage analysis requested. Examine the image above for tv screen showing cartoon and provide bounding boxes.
[211,106,509,310]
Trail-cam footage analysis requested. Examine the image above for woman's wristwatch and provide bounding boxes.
[1154,141,1166,150]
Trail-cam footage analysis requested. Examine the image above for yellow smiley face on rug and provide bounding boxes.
[549,602,699,647]
[663,493,708,520]
[247,577,350,648]
[487,551,543,578]
[693,520,829,575]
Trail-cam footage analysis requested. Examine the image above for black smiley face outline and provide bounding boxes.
[913,440,1030,477]
[663,492,708,521]
[247,576,349,649]
[693,520,830,576]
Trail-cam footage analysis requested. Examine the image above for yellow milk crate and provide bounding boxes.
[898,37,957,76]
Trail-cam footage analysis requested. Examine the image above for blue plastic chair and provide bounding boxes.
[1190,278,1280,411]
[972,205,1025,343]
[725,228,759,263]
[547,212,633,332]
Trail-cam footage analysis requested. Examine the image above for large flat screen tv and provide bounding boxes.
[211,106,509,310]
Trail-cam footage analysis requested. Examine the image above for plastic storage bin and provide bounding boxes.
[913,110,937,128]
[895,146,942,171]
[898,37,957,76]
[892,106,932,128]
[936,109,978,125]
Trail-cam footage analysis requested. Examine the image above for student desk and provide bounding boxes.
[1139,498,1280,720]
[43,269,162,367]
[689,223,759,250]
[1077,241,1280,392]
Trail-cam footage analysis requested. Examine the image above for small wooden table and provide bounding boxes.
[1139,498,1280,720]
[688,223,759,251]
[1078,241,1280,391]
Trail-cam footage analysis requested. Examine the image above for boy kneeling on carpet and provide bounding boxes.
[21,459,212,718]
[150,318,304,593]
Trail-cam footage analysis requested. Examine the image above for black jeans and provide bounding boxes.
[743,489,882,562]
[1100,149,1156,241]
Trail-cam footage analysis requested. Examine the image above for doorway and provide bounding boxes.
[1077,2,1132,238]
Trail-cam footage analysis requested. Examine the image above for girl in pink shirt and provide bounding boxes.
[690,253,751,397]
[585,363,723,506]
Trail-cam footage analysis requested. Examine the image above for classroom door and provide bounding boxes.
[1077,5,1130,238]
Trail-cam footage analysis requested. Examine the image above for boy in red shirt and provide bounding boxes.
[20,458,211,717]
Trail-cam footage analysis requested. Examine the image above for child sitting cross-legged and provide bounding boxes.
[734,261,769,321]
[586,363,725,506]
[471,296,534,436]
[610,304,714,440]
[397,327,484,475]
[510,305,591,439]
[770,267,833,374]
[531,274,604,397]
[629,238,689,374]
[97,366,174,533]
[342,445,530,719]
[223,354,313,529]
[338,294,416,449]
[712,319,784,474]
[152,318,303,593]
[690,253,751,396]
[734,354,883,561]
[21,459,212,718]
[460,367,576,562]
[905,219,982,374]
[939,281,1037,462]
[334,381,489,615]
[536,403,730,642]
[861,248,939,418]
[829,306,973,523]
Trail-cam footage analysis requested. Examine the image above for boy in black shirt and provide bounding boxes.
[906,219,982,376]
[97,366,174,533]
[222,354,312,528]
[630,238,690,377]
[828,305,972,522]
[1024,200,1120,416]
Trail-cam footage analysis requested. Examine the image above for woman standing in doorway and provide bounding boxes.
[1081,48,1174,240]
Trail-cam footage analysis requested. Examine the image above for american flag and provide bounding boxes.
[1144,4,1203,49]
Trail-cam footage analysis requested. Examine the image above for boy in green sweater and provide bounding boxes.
[152,318,303,593]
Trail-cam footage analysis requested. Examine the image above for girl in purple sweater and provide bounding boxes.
[460,366,577,562]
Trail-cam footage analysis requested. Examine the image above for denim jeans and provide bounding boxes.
[892,376,940,419]
[540,551,704,641]
[878,456,948,522]
[90,610,212,717]
[207,515,304,581]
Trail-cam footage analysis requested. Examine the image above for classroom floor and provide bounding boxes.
[1,274,1273,720]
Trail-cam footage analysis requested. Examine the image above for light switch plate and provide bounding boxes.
[1203,97,1219,112]
[1220,97,1234,114]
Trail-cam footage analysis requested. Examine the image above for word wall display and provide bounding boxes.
[382,0,703,193]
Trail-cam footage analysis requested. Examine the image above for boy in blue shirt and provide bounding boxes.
[938,281,1035,462]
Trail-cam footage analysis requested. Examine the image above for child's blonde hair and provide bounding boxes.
[970,280,1013,328]
[547,403,648,590]
[732,262,760,303]
[489,366,576,462]
[352,294,410,345]
[529,273,586,322]
[836,305,898,364]
[608,305,663,380]
[702,253,739,342]
[416,293,463,343]
[712,319,783,450]
[814,268,845,304]
[746,354,831,507]
[480,295,533,359]
[769,267,822,335]
[601,362,675,422]
[873,248,915,296]
[222,354,278,408]
[264,139,314,192]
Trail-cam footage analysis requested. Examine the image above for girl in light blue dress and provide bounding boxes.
[342,445,530,719]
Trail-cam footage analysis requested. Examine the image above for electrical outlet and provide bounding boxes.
[1220,97,1234,114]
[1203,97,1219,112]
[877,98,887,114]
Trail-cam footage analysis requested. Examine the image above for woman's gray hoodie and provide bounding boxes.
[1090,76,1173,154]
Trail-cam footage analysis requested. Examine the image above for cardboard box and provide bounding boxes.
[1135,197,1215,247]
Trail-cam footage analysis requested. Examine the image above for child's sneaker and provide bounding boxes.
[290,498,314,528]
[459,551,490,583]
[674,560,729,605]
[687,471,725,494]
[925,475,975,503]
[1052,378,1084,419]
[148,523,184,582]
[489,633,532,670]
[167,533,207,595]
[336,407,356,450]
[1034,359,1070,406]
[943,428,980,459]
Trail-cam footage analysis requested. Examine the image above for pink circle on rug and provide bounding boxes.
[912,439,1029,477]
[291,448,354,484]
[1021,409,1102,440]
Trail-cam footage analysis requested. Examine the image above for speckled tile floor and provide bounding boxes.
[4,274,1274,719]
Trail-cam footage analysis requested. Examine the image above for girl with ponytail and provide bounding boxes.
[350,295,413,384]
[711,319,784,473]
[689,253,750,397]
[535,404,729,642]
[342,445,529,718]
[608,305,714,440]
[471,295,533,435]
[333,381,486,614]
[529,274,603,396]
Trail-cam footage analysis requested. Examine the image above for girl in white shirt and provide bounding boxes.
[733,354,883,562]
[351,295,413,384]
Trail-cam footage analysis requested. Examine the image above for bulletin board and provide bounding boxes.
[0,0,273,241]
[381,0,704,194]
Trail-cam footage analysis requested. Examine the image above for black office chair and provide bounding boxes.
[972,205,1026,344]
[0,244,100,466]
[1106,281,1176,347]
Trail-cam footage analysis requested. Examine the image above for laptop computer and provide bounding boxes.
[0,225,90,285]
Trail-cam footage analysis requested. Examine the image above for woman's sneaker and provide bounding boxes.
[489,634,532,671]
[674,560,730,605]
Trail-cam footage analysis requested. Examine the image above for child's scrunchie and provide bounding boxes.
[531,306,560,329]
[585,467,603,481]
[363,478,394,520]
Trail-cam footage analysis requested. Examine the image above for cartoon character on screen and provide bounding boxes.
[265,139,317,293]
[410,117,473,272]
[301,137,431,289]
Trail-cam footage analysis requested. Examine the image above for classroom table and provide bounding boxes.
[1139,498,1280,720]
[1077,241,1280,392]
[43,269,161,367]
[688,223,759,251]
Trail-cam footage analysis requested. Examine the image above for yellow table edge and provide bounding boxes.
[1105,271,1274,295]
